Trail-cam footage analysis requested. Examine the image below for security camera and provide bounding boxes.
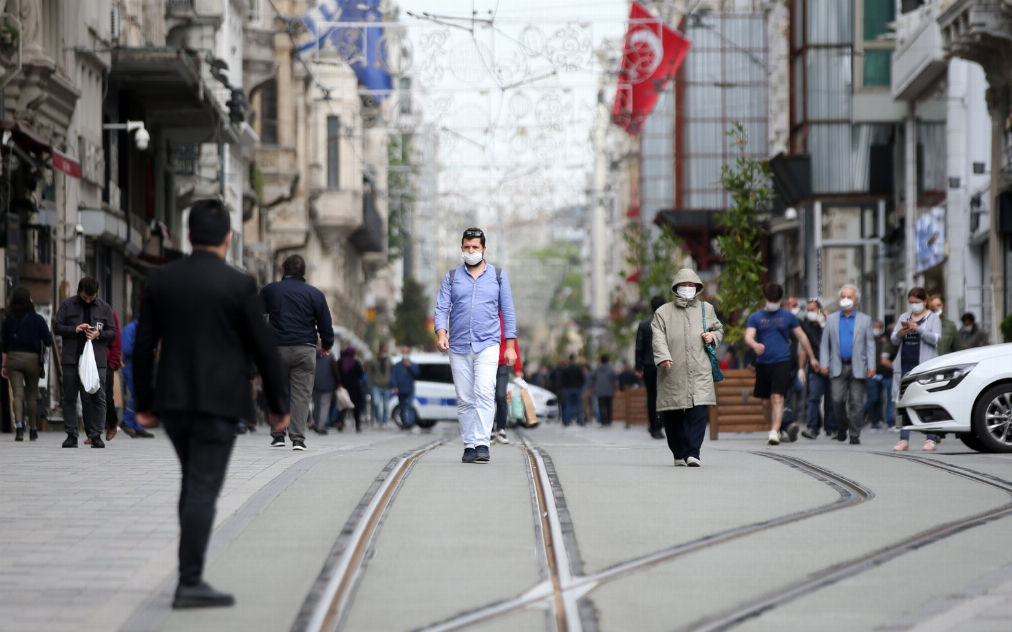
[134,127,150,151]
[784,207,798,221]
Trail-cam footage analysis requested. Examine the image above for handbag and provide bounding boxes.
[336,386,355,410]
[701,302,724,383]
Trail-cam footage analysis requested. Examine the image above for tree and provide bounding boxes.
[715,123,773,350]
[387,133,415,264]
[392,277,434,349]
[622,221,682,302]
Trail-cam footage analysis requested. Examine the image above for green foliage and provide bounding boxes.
[249,163,264,207]
[388,134,415,263]
[622,221,682,301]
[1000,314,1012,344]
[392,276,434,349]
[715,123,773,350]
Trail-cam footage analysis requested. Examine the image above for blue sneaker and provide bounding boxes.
[476,445,490,462]
[462,448,478,463]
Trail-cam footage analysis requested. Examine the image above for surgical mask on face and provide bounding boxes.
[765,302,780,312]
[872,327,883,337]
[676,286,696,300]
[933,308,943,317]
[839,298,854,311]
[909,302,926,314]
[462,250,483,266]
[805,311,819,322]
[790,307,801,316]
[962,325,973,333]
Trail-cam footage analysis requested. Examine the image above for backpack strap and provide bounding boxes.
[448,265,502,286]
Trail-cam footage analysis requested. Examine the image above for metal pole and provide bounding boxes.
[905,101,917,291]
[814,201,823,298]
[877,199,886,321]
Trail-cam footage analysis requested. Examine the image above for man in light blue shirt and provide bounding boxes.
[435,228,518,463]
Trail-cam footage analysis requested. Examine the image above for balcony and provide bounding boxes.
[243,25,278,92]
[350,189,384,253]
[938,0,1012,83]
[892,8,947,100]
[79,206,149,256]
[257,145,299,206]
[313,189,363,237]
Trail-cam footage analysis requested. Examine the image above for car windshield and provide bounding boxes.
[417,363,454,384]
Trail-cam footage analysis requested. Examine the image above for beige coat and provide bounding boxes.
[652,270,724,411]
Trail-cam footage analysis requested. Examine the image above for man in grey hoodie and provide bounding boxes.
[591,355,618,426]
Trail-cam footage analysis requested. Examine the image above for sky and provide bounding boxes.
[391,0,631,228]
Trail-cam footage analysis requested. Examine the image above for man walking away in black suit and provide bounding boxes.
[133,199,289,609]
[636,296,667,440]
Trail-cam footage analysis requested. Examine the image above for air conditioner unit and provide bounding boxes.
[110,6,121,39]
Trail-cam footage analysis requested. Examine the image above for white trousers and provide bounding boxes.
[448,345,500,448]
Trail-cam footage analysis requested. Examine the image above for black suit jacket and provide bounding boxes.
[133,251,287,420]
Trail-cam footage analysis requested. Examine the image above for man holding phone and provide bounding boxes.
[53,278,117,448]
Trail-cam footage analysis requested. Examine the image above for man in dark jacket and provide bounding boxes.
[799,299,837,439]
[260,254,334,450]
[54,277,117,448]
[134,198,288,609]
[561,354,586,426]
[635,296,666,439]
[391,346,421,428]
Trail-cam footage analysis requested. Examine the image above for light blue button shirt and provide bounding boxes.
[434,264,517,354]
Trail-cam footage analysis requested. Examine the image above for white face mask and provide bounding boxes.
[933,308,943,317]
[805,311,819,322]
[461,250,483,266]
[872,327,883,337]
[765,302,780,312]
[909,302,926,314]
[790,307,801,316]
[676,286,696,300]
[839,298,854,311]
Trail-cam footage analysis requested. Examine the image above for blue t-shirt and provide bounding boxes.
[746,308,800,365]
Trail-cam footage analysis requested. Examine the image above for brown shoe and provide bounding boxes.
[106,425,119,441]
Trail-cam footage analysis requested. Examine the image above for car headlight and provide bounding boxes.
[915,364,976,386]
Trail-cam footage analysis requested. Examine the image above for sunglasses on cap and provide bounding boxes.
[463,228,484,239]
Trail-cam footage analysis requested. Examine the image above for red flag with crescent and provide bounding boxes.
[612,2,691,135]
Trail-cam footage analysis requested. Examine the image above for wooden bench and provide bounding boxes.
[709,369,768,439]
[617,388,649,428]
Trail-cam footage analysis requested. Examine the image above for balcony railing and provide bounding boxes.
[166,0,195,15]
[175,143,200,176]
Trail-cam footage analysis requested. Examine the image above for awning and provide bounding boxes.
[0,121,51,155]
[109,48,237,143]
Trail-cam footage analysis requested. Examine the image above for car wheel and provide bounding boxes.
[390,406,404,429]
[415,417,437,429]
[972,383,1012,454]
[958,432,989,453]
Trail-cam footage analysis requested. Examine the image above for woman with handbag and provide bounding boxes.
[1,287,53,441]
[651,269,724,467]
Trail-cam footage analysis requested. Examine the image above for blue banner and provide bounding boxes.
[298,0,393,101]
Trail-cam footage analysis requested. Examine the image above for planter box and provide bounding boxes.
[709,369,768,439]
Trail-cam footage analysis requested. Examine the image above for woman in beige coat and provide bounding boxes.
[651,269,724,467]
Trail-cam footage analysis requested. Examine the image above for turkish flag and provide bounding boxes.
[612,2,691,135]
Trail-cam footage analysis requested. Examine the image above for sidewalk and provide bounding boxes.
[0,426,436,632]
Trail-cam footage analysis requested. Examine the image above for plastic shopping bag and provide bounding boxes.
[510,388,525,420]
[336,387,355,410]
[79,340,102,394]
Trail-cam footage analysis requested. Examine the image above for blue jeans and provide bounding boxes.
[563,389,584,426]
[806,371,837,434]
[397,394,415,427]
[371,387,391,425]
[864,377,887,427]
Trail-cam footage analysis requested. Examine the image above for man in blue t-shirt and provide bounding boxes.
[745,284,820,446]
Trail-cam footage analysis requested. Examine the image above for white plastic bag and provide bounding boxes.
[336,387,355,410]
[79,340,102,394]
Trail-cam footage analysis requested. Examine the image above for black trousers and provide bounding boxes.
[62,366,106,439]
[643,367,661,435]
[661,406,710,460]
[597,396,613,425]
[163,413,236,586]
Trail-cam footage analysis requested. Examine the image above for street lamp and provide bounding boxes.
[103,120,149,151]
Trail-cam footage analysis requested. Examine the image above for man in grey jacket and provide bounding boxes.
[819,284,876,444]
[591,355,618,426]
[53,277,117,448]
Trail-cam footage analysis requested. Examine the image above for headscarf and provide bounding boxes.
[340,345,357,373]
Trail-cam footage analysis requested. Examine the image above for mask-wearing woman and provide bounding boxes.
[1,287,54,441]
[890,287,942,452]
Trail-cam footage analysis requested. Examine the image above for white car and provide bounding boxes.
[387,353,557,428]
[896,343,1012,453]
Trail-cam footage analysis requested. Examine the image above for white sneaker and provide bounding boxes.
[686,457,701,467]
[674,458,687,466]
[767,430,781,445]
[497,430,510,445]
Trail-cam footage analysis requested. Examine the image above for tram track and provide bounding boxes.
[292,438,447,632]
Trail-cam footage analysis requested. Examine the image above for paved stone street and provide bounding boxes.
[2,422,1010,632]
